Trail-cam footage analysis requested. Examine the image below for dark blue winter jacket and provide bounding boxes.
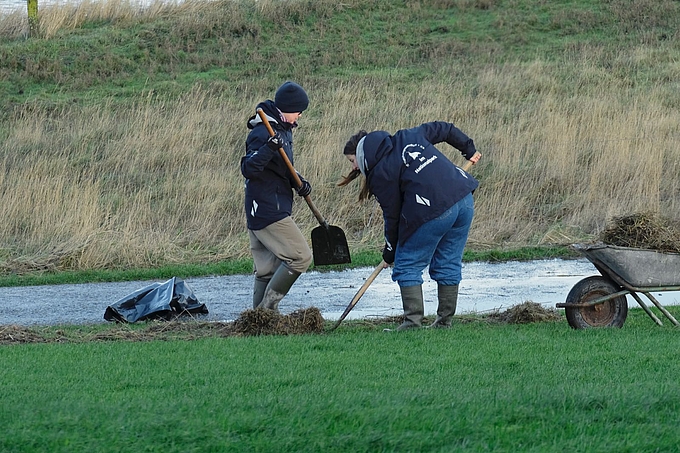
[361,121,479,249]
[241,100,300,230]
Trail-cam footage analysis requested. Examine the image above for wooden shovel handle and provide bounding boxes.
[256,108,328,228]
[330,260,386,331]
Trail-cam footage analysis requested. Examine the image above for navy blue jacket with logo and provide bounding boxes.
[361,121,479,249]
[241,100,299,231]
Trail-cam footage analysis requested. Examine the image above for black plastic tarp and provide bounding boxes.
[104,277,208,323]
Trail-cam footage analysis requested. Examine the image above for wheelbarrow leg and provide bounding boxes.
[643,292,680,327]
[629,292,664,326]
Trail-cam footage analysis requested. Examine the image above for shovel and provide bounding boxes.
[329,154,480,330]
[256,108,351,266]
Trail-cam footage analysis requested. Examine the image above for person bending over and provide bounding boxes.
[339,121,481,330]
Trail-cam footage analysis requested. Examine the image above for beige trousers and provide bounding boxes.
[249,216,313,277]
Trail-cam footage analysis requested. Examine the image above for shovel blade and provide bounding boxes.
[311,225,351,266]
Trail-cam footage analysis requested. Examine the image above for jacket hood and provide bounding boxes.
[247,100,281,130]
[361,130,391,174]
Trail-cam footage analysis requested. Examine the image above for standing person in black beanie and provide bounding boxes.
[241,81,313,312]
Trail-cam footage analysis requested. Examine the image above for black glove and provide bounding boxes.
[266,132,284,151]
[382,244,395,265]
[296,178,312,197]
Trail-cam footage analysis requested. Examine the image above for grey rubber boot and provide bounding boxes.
[396,285,424,331]
[258,264,301,312]
[252,277,270,309]
[429,284,458,328]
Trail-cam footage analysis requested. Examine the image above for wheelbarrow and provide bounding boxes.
[556,243,680,329]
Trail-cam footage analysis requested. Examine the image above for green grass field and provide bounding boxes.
[2,308,680,452]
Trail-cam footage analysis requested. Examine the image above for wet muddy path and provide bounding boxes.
[1,258,678,326]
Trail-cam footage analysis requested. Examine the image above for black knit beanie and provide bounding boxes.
[274,81,309,113]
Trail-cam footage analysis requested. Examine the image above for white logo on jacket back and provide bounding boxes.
[402,143,437,174]
[402,144,426,166]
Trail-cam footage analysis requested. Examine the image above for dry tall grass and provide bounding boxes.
[1,0,678,272]
[0,0,357,39]
[0,0,207,38]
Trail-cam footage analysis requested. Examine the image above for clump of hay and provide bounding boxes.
[600,212,680,253]
[88,321,237,342]
[0,325,48,345]
[233,307,324,336]
[369,304,562,328]
[143,320,235,339]
[0,310,325,345]
[486,301,562,324]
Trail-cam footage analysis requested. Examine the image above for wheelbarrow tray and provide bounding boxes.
[572,242,680,287]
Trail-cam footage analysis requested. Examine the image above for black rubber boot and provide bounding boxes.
[429,284,458,328]
[252,277,270,309]
[258,264,301,312]
[396,285,424,331]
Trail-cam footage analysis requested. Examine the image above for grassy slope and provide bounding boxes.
[0,0,678,283]
[2,0,675,111]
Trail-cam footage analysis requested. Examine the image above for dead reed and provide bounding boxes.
[0,0,679,272]
[2,72,678,272]
[485,301,562,324]
[233,307,325,336]
[600,212,680,253]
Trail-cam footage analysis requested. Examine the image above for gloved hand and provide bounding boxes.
[266,132,284,151]
[382,244,395,265]
[296,177,312,197]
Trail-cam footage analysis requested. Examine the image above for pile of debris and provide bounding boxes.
[600,212,680,253]
[0,325,50,344]
[485,301,562,324]
[0,308,326,345]
[2,303,567,345]
[233,307,325,336]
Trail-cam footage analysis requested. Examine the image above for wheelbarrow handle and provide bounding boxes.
[256,108,328,228]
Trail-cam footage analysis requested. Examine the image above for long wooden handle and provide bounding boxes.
[256,108,328,228]
[461,152,480,172]
[330,261,386,331]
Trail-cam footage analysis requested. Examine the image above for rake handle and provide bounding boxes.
[330,261,386,331]
[461,152,480,172]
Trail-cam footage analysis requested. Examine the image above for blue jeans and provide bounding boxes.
[392,193,474,287]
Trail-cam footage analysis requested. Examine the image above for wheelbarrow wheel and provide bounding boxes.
[564,276,628,329]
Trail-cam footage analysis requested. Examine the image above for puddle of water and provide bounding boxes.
[301,258,601,321]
